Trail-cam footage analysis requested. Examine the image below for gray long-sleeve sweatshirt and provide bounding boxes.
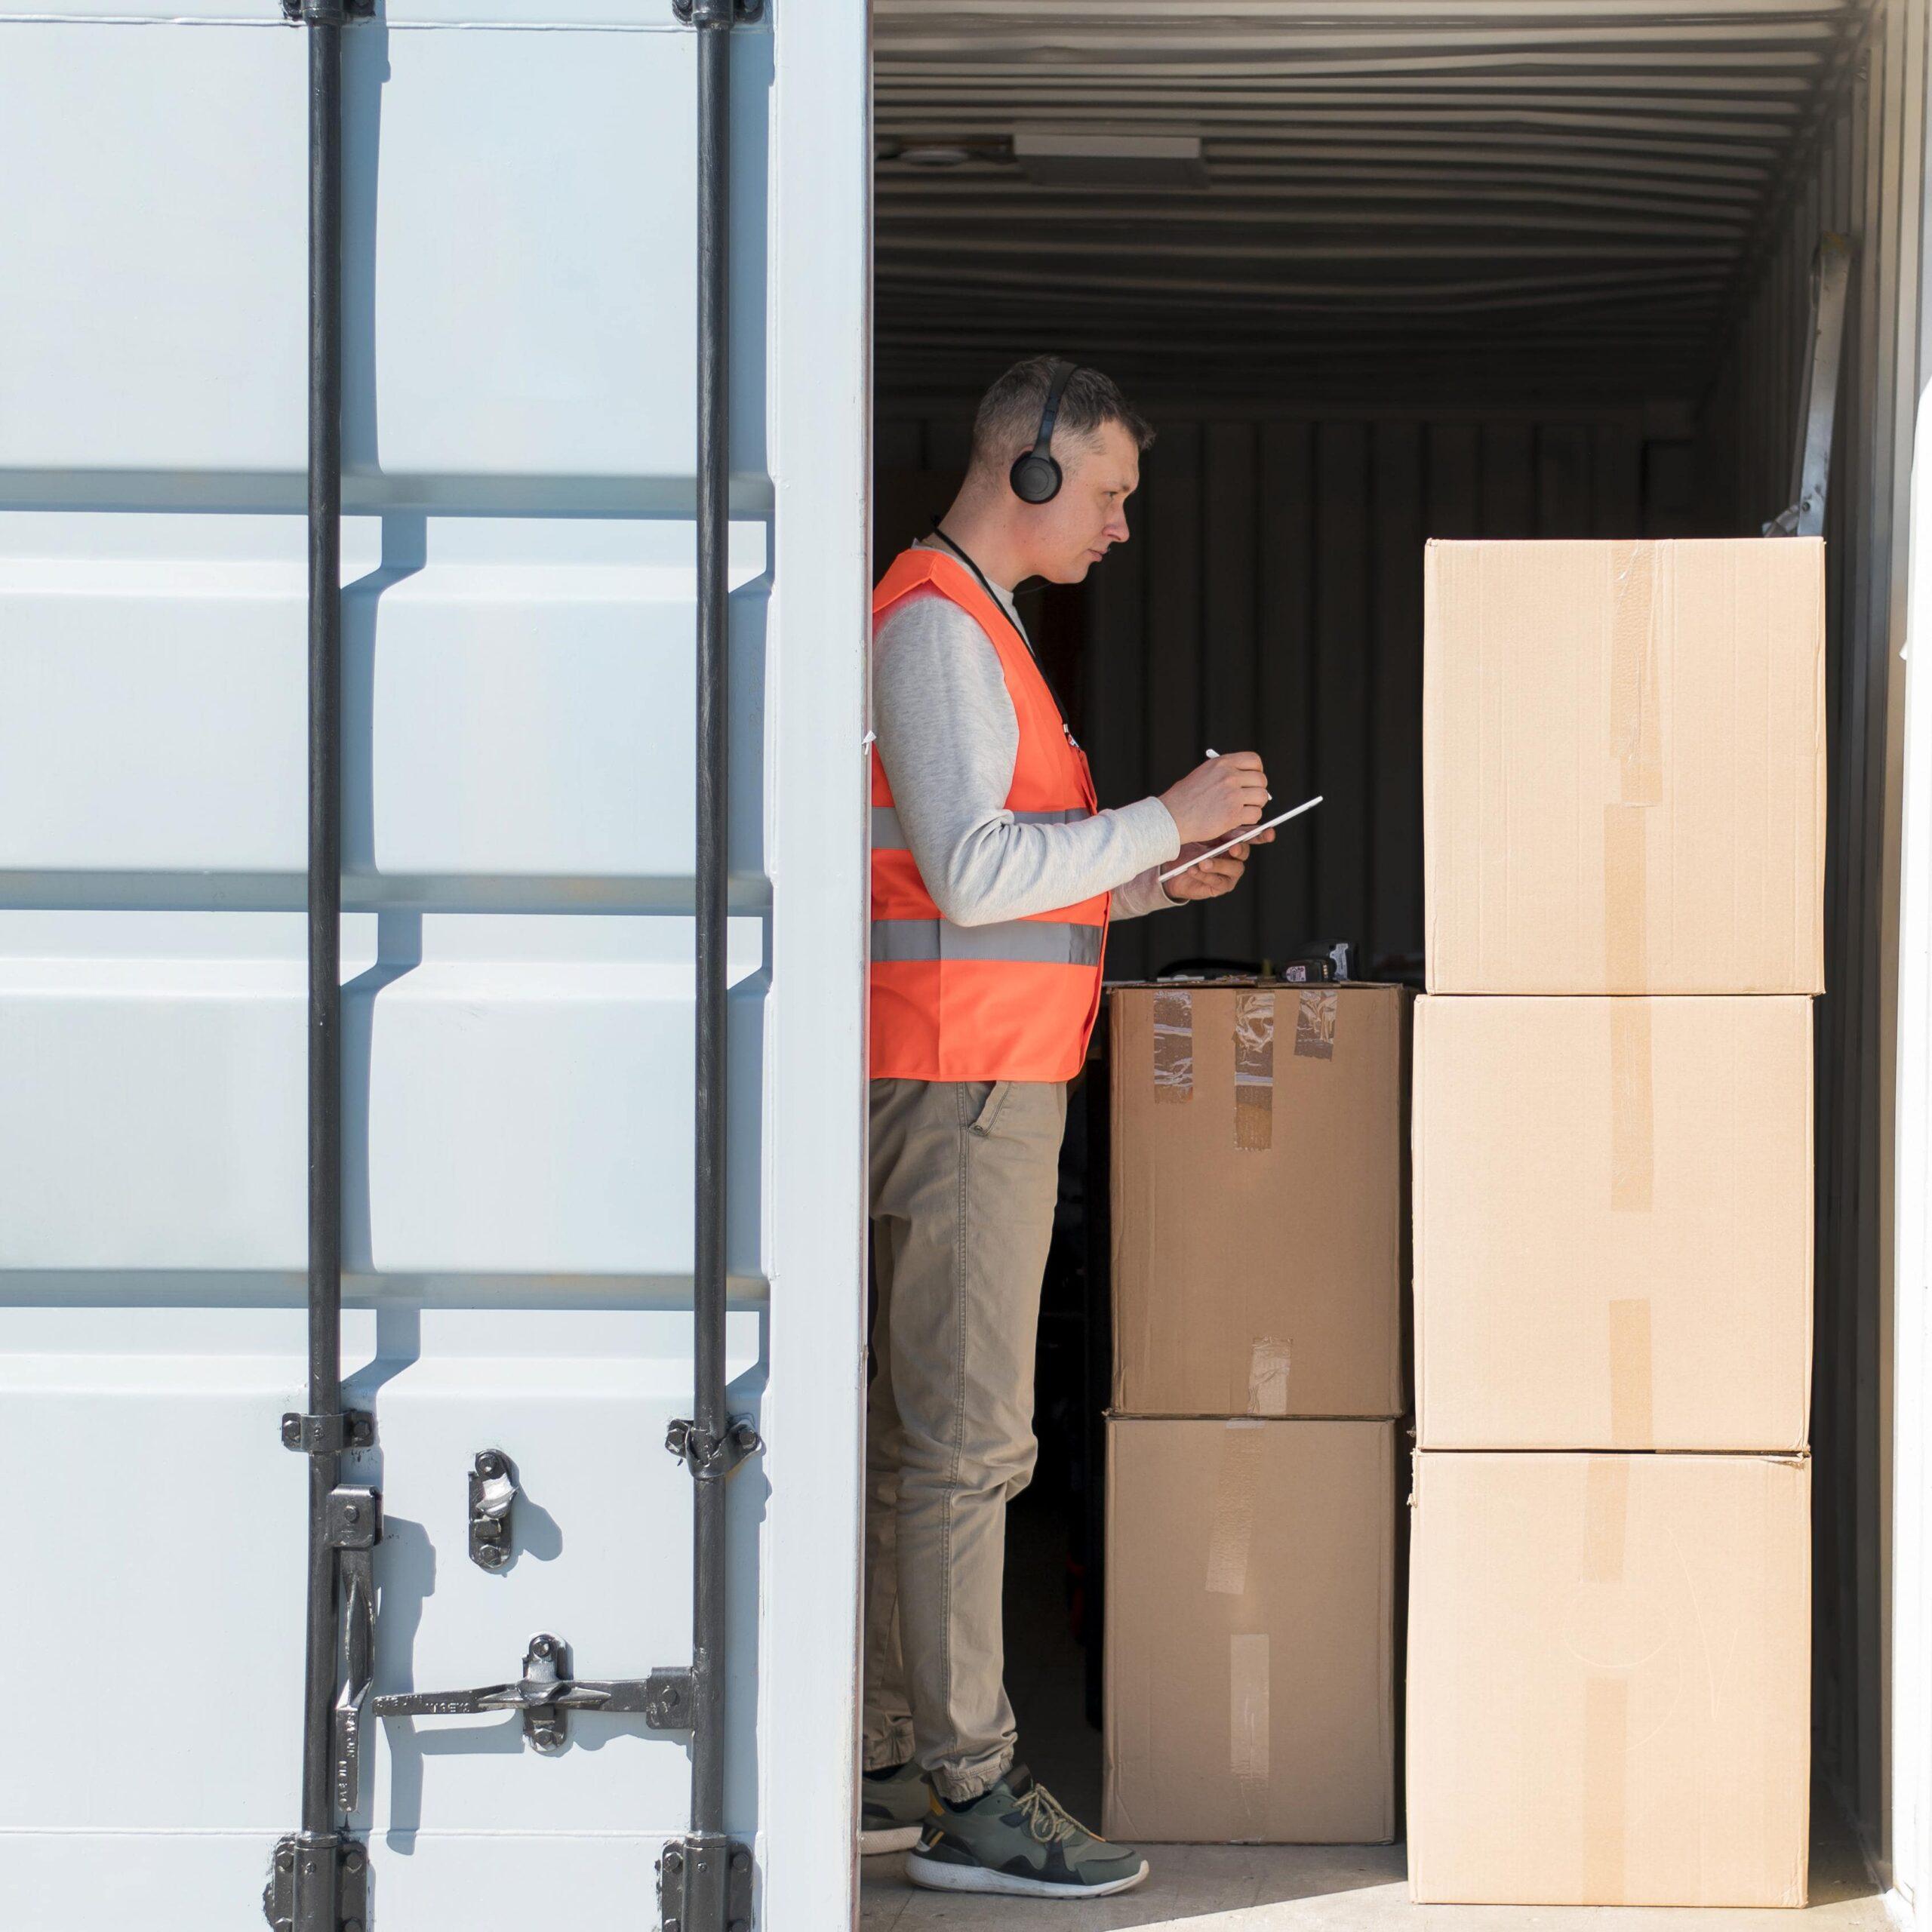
[872,545,1182,925]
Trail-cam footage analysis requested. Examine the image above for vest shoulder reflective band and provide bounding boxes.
[870,547,1109,1083]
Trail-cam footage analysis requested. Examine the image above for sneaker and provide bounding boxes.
[905,1767,1149,1899]
[860,1759,931,1855]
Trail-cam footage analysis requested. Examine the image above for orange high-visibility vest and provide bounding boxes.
[870,548,1109,1082]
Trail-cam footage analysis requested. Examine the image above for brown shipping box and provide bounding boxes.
[1424,538,1825,995]
[1407,1450,1810,1906]
[1104,1417,1398,1844]
[1414,993,1812,1452]
[1110,983,1407,1420]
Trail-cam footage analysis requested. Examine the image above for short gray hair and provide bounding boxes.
[971,356,1155,470]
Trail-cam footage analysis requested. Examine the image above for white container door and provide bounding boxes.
[0,2,870,1927]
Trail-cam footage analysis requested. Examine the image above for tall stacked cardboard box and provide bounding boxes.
[1408,540,1824,1907]
[1103,978,1409,1844]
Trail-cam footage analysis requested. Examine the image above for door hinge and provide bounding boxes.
[657,1834,753,1932]
[666,1416,761,1478]
[372,1634,694,1755]
[263,1832,369,1932]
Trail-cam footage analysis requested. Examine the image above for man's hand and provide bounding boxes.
[1161,826,1275,903]
[1159,751,1269,845]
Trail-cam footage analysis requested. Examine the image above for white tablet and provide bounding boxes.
[1157,794,1323,885]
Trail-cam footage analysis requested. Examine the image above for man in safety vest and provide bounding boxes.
[861,357,1272,1900]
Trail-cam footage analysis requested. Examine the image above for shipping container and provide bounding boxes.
[4,0,1932,1927]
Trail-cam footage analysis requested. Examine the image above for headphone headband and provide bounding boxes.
[1009,359,1080,505]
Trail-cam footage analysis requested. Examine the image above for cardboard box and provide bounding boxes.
[1109,983,1407,1420]
[1414,994,1812,1451]
[1424,538,1825,995]
[1104,1417,1398,1844]
[1407,1450,1810,1906]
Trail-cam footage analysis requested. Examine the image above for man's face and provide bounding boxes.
[1026,420,1140,583]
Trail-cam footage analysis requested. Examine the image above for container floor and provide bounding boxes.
[859,1495,1890,1930]
[860,1806,1887,1932]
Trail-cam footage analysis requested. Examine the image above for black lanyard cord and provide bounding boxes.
[926,523,1081,746]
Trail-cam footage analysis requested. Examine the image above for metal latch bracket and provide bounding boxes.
[263,1832,369,1932]
[469,1448,518,1571]
[281,1411,374,1454]
[281,0,375,21]
[657,1835,753,1932]
[666,1416,761,1478]
[673,0,764,23]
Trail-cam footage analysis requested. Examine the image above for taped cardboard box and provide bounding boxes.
[1424,538,1826,995]
[1104,1417,1398,1844]
[1110,983,1408,1420]
[1414,993,1811,1451]
[1407,1450,1810,1906]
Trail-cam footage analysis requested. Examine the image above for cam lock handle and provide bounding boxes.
[371,1634,694,1755]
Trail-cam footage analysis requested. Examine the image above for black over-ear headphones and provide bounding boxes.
[1008,359,1079,506]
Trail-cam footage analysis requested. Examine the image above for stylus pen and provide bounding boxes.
[1205,746,1269,798]
[1159,794,1324,884]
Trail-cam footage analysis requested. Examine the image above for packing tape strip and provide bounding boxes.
[1205,1420,1265,1596]
[1585,1454,1629,1585]
[1233,990,1275,1150]
[1609,998,1654,1213]
[1152,987,1194,1103]
[1607,1297,1654,1448]
[1603,804,1650,989]
[1247,1337,1292,1417]
[1229,1632,1271,1839]
[1583,1456,1632,1901]
[1610,543,1663,807]
[1294,987,1337,1061]
[1604,543,1662,989]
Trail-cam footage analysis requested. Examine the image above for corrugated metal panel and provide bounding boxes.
[0,8,872,1924]
[875,0,1872,405]
[1703,0,1926,1866]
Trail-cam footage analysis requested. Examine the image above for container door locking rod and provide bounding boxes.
[663,4,765,1930]
[265,2,379,1928]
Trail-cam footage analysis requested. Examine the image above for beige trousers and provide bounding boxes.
[862,1076,1069,1802]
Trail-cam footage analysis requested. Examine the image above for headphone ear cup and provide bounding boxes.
[1009,451,1063,504]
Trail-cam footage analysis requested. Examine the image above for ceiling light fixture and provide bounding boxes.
[894,144,975,169]
[1011,131,1208,189]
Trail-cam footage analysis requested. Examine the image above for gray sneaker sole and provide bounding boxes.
[860,1823,924,1856]
[904,1851,1151,1899]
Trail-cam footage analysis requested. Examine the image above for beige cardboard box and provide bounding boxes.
[1110,983,1407,1420]
[1407,1450,1810,1906]
[1414,993,1812,1451]
[1424,538,1825,995]
[1103,1417,1398,1844]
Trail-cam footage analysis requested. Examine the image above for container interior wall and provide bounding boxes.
[872,0,1927,1879]
[1703,0,1927,1863]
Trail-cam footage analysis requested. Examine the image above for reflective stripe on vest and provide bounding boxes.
[869,546,1109,1083]
[871,919,1105,967]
